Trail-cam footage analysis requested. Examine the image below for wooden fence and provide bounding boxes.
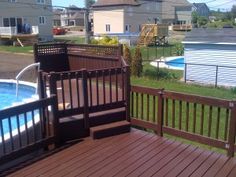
[0,96,57,165]
[34,43,123,72]
[130,85,236,157]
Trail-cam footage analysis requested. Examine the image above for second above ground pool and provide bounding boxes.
[150,56,184,70]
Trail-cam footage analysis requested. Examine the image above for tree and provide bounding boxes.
[88,0,95,8]
[131,47,142,77]
[192,11,198,25]
[123,45,132,65]
[198,16,208,27]
[231,5,236,19]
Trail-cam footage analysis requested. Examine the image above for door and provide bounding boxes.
[17,18,23,33]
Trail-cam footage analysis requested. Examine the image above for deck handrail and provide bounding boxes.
[0,96,57,165]
[130,85,236,157]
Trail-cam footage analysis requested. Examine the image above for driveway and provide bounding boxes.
[0,52,34,79]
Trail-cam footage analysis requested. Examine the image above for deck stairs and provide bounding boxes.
[89,108,131,139]
[15,36,38,47]
[138,24,156,46]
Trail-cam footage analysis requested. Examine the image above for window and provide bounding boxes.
[37,0,45,4]
[125,24,131,32]
[106,24,110,32]
[3,18,16,27]
[39,16,46,25]
[10,18,16,27]
[3,18,10,27]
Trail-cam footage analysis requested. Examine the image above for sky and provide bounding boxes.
[52,0,236,11]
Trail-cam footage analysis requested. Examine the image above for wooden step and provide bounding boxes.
[90,120,131,139]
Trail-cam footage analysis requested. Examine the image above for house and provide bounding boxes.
[60,6,84,27]
[0,0,53,41]
[92,0,163,35]
[183,28,236,87]
[161,0,192,25]
[192,3,210,18]
[92,0,192,35]
[53,9,63,27]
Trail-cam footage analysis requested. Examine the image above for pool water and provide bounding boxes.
[165,58,185,68]
[0,82,37,140]
[0,82,35,110]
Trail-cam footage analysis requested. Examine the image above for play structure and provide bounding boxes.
[137,24,168,46]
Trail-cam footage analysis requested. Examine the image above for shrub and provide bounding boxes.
[143,64,181,80]
[131,46,143,77]
[123,45,132,65]
[91,36,118,45]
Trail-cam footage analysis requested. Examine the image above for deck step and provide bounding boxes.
[90,120,131,139]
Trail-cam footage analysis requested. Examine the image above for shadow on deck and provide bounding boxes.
[7,129,236,177]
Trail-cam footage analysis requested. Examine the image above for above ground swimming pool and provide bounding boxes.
[150,56,184,70]
[0,80,38,141]
[0,80,36,110]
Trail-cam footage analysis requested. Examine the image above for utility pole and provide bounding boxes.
[84,0,90,44]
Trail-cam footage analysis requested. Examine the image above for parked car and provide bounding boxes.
[53,27,66,35]
[223,24,234,28]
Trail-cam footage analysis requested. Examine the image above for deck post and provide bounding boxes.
[157,89,164,136]
[38,70,45,99]
[125,66,131,122]
[50,95,60,147]
[48,73,60,146]
[227,101,236,157]
[82,69,89,129]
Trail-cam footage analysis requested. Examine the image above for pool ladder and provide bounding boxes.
[15,62,40,97]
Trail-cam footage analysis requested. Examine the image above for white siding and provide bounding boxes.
[184,44,236,87]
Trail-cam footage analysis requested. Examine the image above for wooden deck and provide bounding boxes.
[7,129,236,177]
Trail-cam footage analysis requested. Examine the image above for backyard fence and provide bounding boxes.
[144,60,236,87]
[139,44,184,61]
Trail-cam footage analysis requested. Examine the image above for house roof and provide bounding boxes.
[92,0,162,8]
[192,3,208,9]
[183,28,236,45]
[92,0,141,7]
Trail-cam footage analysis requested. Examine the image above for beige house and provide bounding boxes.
[0,0,53,41]
[92,0,162,35]
[92,0,192,35]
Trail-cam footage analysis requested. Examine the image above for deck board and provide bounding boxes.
[7,129,236,177]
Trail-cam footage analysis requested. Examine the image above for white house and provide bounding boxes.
[0,0,53,41]
[183,28,236,87]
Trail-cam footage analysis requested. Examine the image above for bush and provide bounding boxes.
[143,65,181,80]
[231,87,236,94]
[91,36,118,45]
[131,46,143,77]
[123,45,132,65]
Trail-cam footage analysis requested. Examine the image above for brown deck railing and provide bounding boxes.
[131,85,236,156]
[39,66,130,128]
[0,96,57,165]
[34,43,123,72]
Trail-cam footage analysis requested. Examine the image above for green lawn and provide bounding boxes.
[0,46,33,54]
[130,43,183,61]
[54,36,85,44]
[131,75,236,154]
[131,76,236,100]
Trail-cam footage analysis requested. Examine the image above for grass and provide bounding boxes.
[131,73,236,154]
[131,76,236,100]
[54,36,85,44]
[0,46,33,54]
[130,43,183,61]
